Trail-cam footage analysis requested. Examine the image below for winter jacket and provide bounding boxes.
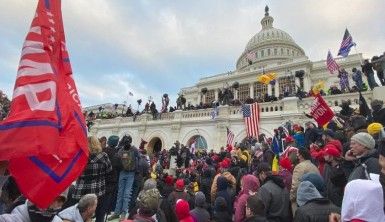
[213,211,232,222]
[347,150,380,181]
[342,179,385,222]
[304,128,321,149]
[72,152,112,199]
[293,198,340,222]
[215,176,234,213]
[278,169,292,191]
[190,207,210,222]
[51,204,84,222]
[242,215,269,222]
[0,202,30,222]
[210,172,236,203]
[257,175,291,222]
[373,108,385,126]
[290,160,320,202]
[234,175,260,222]
[322,163,347,207]
[293,132,305,149]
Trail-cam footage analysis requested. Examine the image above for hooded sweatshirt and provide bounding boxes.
[296,181,322,207]
[216,176,233,212]
[341,179,385,222]
[175,199,194,222]
[234,175,260,222]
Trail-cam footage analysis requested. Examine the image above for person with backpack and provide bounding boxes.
[108,135,140,221]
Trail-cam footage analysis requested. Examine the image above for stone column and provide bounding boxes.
[304,77,311,92]
[249,83,254,99]
[215,89,219,101]
[295,77,300,88]
[268,84,272,96]
[197,93,201,105]
[234,90,238,100]
[275,79,280,97]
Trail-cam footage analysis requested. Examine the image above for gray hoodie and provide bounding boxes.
[296,181,322,207]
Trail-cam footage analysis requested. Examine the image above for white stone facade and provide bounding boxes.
[89,7,385,153]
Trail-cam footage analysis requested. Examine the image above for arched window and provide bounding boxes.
[204,89,215,104]
[279,76,296,97]
[287,49,289,55]
[188,135,207,149]
[261,50,265,57]
[268,49,271,56]
[274,48,277,55]
[238,83,250,102]
[281,48,284,55]
[254,82,268,99]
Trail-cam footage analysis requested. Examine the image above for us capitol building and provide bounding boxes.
[89,7,384,153]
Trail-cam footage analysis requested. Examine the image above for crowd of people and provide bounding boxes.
[1,96,385,222]
[0,91,10,121]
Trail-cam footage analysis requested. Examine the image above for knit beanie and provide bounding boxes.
[143,179,157,191]
[175,179,185,191]
[279,157,292,172]
[137,188,160,215]
[175,199,191,220]
[194,191,206,207]
[350,132,375,150]
[107,135,120,148]
[367,123,383,135]
[301,173,325,194]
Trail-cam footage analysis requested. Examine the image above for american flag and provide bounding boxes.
[227,127,235,145]
[337,29,356,57]
[246,51,256,63]
[326,51,339,74]
[242,102,260,137]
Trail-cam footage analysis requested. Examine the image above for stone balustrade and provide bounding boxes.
[92,91,375,131]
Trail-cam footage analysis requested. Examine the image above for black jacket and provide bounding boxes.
[348,150,380,181]
[243,215,269,222]
[293,198,340,222]
[213,211,232,222]
[257,176,291,222]
[323,163,347,207]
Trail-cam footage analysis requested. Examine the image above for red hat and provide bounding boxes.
[285,136,294,143]
[175,179,185,191]
[293,124,300,132]
[279,157,292,171]
[324,145,341,157]
[175,199,193,221]
[220,157,231,169]
[165,175,174,186]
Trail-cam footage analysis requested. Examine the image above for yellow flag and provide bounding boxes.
[312,81,325,95]
[257,74,271,85]
[272,155,279,174]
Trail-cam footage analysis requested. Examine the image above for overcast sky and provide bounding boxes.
[1,0,384,108]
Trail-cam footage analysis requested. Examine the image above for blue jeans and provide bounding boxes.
[367,72,379,90]
[114,171,135,215]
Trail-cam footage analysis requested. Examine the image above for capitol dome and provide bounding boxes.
[236,6,306,70]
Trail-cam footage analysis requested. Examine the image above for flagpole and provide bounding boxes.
[354,45,363,65]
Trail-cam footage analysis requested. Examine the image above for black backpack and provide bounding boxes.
[120,148,138,172]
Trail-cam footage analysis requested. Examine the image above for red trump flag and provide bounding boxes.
[0,0,88,208]
[309,94,334,126]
